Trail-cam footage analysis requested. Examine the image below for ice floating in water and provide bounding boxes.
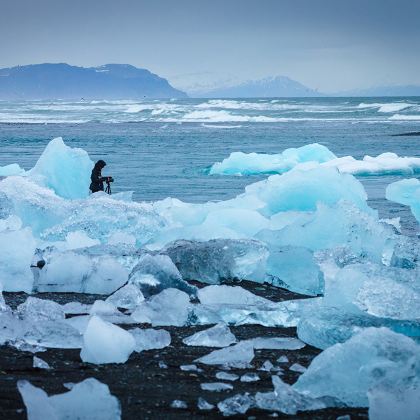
[210,143,420,176]
[293,327,420,408]
[209,143,336,175]
[18,378,121,420]
[183,323,237,347]
[28,137,93,199]
[129,327,171,352]
[195,341,254,368]
[0,163,25,176]
[386,178,420,222]
[80,316,135,364]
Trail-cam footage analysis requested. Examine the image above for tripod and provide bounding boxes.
[105,180,112,195]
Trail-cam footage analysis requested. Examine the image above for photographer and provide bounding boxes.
[89,160,114,194]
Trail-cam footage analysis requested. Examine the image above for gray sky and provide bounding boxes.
[1,0,419,93]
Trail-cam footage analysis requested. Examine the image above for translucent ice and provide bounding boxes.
[17,297,65,322]
[386,178,420,222]
[33,356,51,370]
[256,376,326,415]
[197,397,215,410]
[106,283,145,311]
[216,371,239,381]
[129,327,171,352]
[197,285,273,306]
[128,253,196,296]
[293,328,420,407]
[80,316,135,364]
[183,324,237,347]
[240,373,260,382]
[217,393,255,416]
[163,239,268,284]
[131,288,191,326]
[200,382,233,392]
[195,341,254,368]
[18,377,121,420]
[0,217,36,292]
[28,137,93,199]
[251,336,305,350]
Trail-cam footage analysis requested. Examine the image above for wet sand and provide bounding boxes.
[0,282,368,419]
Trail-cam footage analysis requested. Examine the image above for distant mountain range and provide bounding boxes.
[194,76,323,98]
[0,63,187,99]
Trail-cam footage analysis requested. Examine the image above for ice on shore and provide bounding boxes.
[200,382,233,392]
[293,328,420,407]
[128,253,196,296]
[129,327,171,352]
[218,393,255,416]
[251,336,305,350]
[183,323,237,347]
[195,341,255,368]
[106,283,145,310]
[33,356,51,370]
[386,178,420,222]
[197,285,273,306]
[131,288,191,326]
[18,377,121,420]
[80,316,135,364]
[210,143,420,177]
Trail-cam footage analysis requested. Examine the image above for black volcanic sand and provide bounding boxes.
[0,281,368,419]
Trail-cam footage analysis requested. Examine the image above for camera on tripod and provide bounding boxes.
[104,176,114,194]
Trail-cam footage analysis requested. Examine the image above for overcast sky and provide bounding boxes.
[1,0,419,93]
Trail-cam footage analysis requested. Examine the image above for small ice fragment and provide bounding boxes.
[217,393,255,416]
[183,324,237,348]
[106,284,144,311]
[129,328,171,352]
[259,360,274,372]
[197,285,273,306]
[80,316,135,364]
[197,397,214,410]
[17,297,65,322]
[62,301,90,315]
[251,337,305,350]
[336,416,351,420]
[240,373,260,382]
[289,363,306,373]
[195,341,254,368]
[33,356,51,370]
[158,361,168,369]
[200,382,233,392]
[63,383,75,390]
[277,355,289,363]
[171,400,187,409]
[216,371,239,381]
[180,364,202,372]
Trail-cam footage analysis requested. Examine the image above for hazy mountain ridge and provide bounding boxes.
[193,76,323,98]
[0,63,187,99]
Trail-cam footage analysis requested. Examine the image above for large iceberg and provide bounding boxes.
[210,143,420,177]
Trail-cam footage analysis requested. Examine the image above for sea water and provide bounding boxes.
[0,97,419,234]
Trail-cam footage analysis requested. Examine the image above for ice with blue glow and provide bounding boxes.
[386,178,420,222]
[210,143,420,176]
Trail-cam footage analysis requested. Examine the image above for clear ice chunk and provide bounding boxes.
[200,382,233,392]
[183,324,237,347]
[195,341,254,368]
[129,327,171,352]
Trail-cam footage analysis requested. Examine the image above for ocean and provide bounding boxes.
[0,96,419,234]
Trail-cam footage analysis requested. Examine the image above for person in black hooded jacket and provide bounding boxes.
[89,160,109,193]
